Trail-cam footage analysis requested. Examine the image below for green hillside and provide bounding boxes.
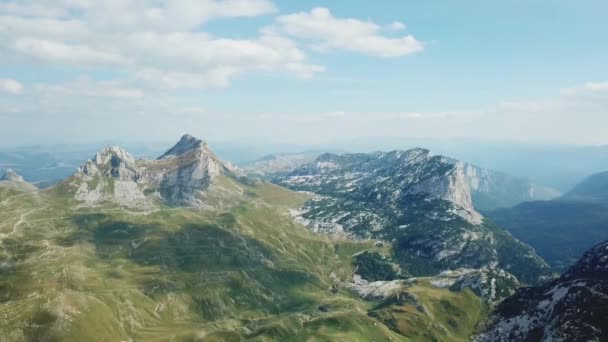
[0,178,488,341]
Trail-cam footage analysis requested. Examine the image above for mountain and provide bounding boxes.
[63,134,237,210]
[242,152,319,178]
[275,149,554,285]
[0,169,37,199]
[324,137,608,191]
[564,170,608,203]
[489,171,608,271]
[242,150,560,210]
[475,239,608,341]
[0,135,504,341]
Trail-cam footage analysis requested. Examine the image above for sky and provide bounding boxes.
[0,0,607,147]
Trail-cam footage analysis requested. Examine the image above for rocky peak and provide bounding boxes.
[71,134,235,208]
[1,169,24,182]
[78,146,137,180]
[94,146,135,165]
[158,134,205,160]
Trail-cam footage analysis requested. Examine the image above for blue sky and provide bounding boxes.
[0,0,607,146]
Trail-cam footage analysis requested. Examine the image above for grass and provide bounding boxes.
[0,178,489,341]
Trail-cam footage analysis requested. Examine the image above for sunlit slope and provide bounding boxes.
[0,178,487,341]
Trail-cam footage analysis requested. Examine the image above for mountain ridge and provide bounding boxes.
[275,149,554,285]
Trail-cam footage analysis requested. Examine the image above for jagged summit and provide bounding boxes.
[1,168,24,182]
[158,134,206,160]
[71,135,234,208]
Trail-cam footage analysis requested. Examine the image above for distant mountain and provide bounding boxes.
[241,152,319,178]
[489,171,608,272]
[475,239,608,341]
[0,168,37,199]
[246,151,559,210]
[275,149,554,285]
[564,170,608,203]
[325,137,608,191]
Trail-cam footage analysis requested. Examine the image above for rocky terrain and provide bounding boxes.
[67,134,237,209]
[242,152,319,178]
[275,149,554,285]
[475,239,608,341]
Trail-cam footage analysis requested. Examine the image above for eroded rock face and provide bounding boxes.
[475,240,608,342]
[72,134,232,208]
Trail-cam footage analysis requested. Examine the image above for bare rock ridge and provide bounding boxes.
[72,134,233,208]
[158,133,204,160]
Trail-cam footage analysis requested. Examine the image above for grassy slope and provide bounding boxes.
[0,178,488,341]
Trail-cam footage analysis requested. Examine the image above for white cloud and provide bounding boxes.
[36,78,144,99]
[0,0,324,89]
[13,38,128,65]
[385,21,406,31]
[0,78,23,94]
[400,112,424,120]
[275,7,423,57]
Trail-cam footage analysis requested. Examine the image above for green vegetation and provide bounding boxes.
[0,178,490,341]
[369,280,489,341]
[353,251,407,281]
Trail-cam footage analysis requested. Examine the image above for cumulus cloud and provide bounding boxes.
[274,7,423,57]
[13,38,128,65]
[36,77,144,99]
[0,0,322,89]
[0,78,23,94]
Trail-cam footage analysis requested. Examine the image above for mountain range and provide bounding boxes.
[0,135,605,341]
[0,135,498,341]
